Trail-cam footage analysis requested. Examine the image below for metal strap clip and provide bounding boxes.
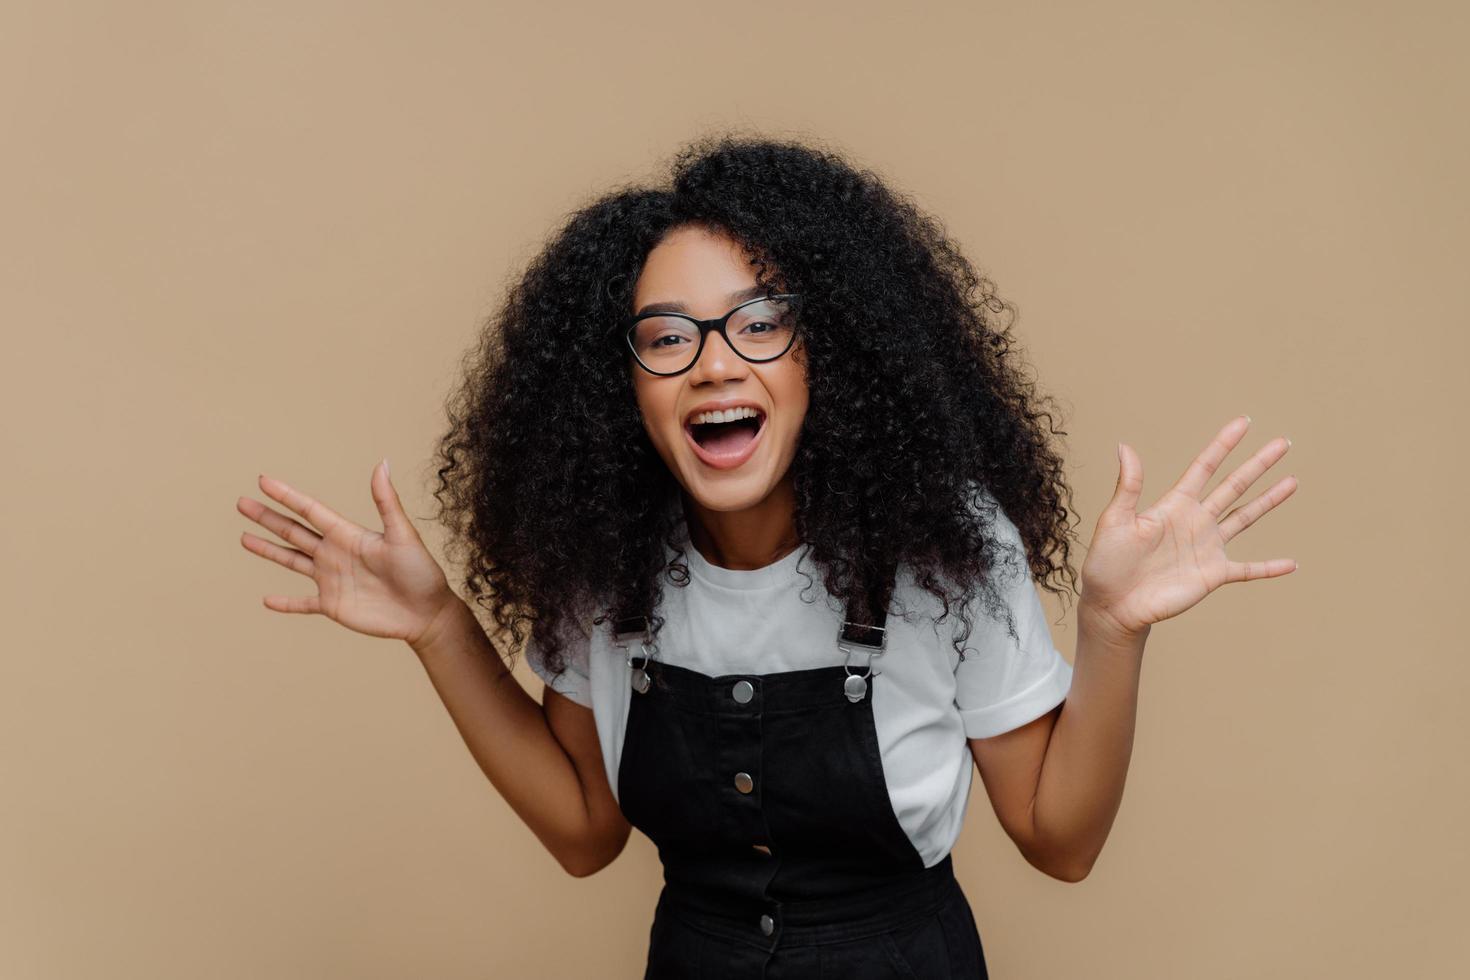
[837,563,896,703]
[611,614,651,648]
[613,614,655,694]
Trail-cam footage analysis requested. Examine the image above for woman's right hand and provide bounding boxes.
[236,459,459,649]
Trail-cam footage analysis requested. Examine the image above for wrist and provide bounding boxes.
[1078,597,1150,650]
[408,592,471,657]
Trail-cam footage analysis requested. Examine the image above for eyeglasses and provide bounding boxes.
[624,294,802,377]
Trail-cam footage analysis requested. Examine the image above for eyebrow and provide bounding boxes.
[635,284,769,317]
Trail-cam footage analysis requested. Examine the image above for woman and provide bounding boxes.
[236,134,1297,978]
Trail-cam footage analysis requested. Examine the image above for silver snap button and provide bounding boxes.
[732,680,754,704]
[759,913,774,936]
[734,772,754,794]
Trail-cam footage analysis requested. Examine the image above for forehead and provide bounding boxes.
[633,225,760,312]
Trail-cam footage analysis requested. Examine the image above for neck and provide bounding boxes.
[682,476,801,571]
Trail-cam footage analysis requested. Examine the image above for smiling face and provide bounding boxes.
[629,224,808,515]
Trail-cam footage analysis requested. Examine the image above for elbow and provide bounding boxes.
[558,845,611,878]
[562,858,601,879]
[558,848,606,878]
[1045,856,1095,883]
[1022,807,1102,883]
[1022,840,1098,883]
[558,830,628,879]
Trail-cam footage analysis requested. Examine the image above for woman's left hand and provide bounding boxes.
[1078,415,1298,641]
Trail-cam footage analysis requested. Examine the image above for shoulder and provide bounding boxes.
[964,483,1030,586]
[526,611,596,669]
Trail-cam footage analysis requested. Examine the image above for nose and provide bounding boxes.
[686,327,749,385]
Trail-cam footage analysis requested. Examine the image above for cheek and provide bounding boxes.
[774,369,810,422]
[631,381,679,444]
[784,401,809,441]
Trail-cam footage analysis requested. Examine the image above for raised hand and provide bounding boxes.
[236,459,458,648]
[1078,415,1298,640]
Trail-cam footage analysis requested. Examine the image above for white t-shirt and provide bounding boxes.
[527,496,1074,869]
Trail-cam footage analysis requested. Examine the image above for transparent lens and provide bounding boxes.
[631,316,700,370]
[726,299,797,357]
[630,297,798,373]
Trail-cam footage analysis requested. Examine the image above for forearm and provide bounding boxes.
[1029,603,1149,880]
[410,596,600,874]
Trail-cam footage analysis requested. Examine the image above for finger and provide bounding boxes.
[1106,442,1145,519]
[262,594,323,614]
[237,495,323,558]
[240,530,316,578]
[257,472,350,538]
[1201,436,1292,520]
[369,458,414,543]
[1222,556,1299,584]
[1218,474,1299,543]
[1171,415,1251,500]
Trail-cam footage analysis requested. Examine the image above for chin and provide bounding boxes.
[667,438,791,513]
[680,474,779,513]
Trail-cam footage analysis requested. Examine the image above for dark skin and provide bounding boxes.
[628,224,811,572]
[625,224,1302,881]
[234,222,1299,880]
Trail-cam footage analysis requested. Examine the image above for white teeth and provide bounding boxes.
[690,406,762,426]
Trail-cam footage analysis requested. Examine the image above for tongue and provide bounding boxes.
[699,422,758,456]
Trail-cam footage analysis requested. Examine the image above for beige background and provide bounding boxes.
[2,1,1464,977]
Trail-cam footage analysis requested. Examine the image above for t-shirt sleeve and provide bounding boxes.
[953,497,1074,740]
[525,619,594,708]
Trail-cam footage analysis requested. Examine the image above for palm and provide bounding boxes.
[236,460,455,645]
[312,520,448,639]
[1079,416,1299,637]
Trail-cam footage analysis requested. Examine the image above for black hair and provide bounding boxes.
[430,130,1079,683]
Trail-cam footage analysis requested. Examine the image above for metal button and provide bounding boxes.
[734,771,754,794]
[759,913,774,936]
[732,679,754,704]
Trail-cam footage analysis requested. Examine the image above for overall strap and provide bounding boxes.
[611,558,899,652]
[612,553,899,702]
[838,558,900,652]
[609,557,901,651]
[611,611,652,646]
[836,558,899,703]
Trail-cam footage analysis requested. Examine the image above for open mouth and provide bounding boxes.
[683,411,767,469]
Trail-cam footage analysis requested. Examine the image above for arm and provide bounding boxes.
[411,597,631,877]
[972,416,1296,882]
[236,464,630,876]
[969,608,1147,882]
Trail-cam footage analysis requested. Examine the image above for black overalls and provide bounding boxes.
[611,564,990,979]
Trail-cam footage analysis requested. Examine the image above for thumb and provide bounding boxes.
[1108,442,1144,518]
[370,457,414,542]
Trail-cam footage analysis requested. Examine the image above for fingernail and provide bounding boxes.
[383,457,390,476]
[1244,414,1252,424]
[1285,437,1292,448]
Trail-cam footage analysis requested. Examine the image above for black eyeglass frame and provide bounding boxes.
[622,293,803,377]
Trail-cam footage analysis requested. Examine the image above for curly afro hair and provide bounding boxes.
[430,131,1080,685]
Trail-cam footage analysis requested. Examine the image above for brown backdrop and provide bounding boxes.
[3,1,1464,977]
